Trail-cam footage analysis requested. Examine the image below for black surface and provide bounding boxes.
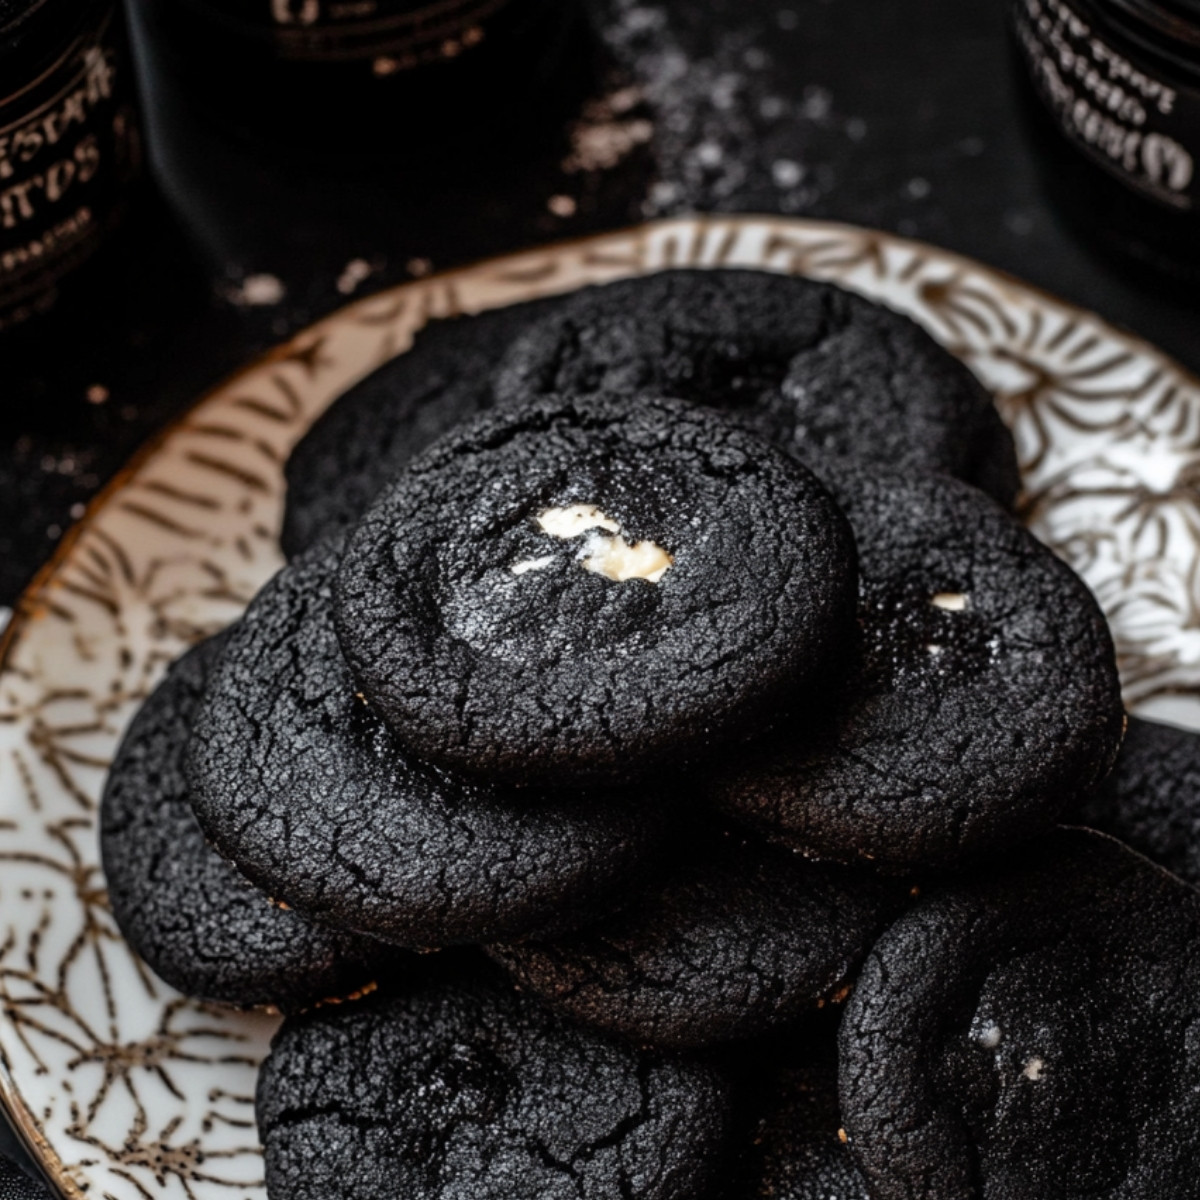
[1,0,1198,612]
[0,1156,50,1200]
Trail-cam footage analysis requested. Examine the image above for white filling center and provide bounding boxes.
[581,530,674,584]
[931,592,969,611]
[511,504,675,584]
[1022,1056,1045,1081]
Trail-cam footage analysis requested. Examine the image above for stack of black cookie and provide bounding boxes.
[100,270,1200,1200]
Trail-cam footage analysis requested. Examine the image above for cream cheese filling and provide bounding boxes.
[511,504,675,584]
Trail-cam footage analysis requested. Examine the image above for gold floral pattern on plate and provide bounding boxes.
[1,216,1197,1199]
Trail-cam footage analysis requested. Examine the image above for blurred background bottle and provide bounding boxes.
[0,0,142,333]
[127,0,579,157]
[124,0,587,300]
[1010,0,1200,286]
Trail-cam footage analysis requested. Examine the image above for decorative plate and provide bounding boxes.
[1,216,1198,1200]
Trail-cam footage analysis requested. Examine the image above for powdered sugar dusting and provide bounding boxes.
[588,0,865,216]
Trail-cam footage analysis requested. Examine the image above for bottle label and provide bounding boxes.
[218,0,520,66]
[0,6,140,329]
[1013,0,1200,211]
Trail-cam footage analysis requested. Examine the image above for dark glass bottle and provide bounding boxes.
[1010,0,1200,283]
[0,0,142,331]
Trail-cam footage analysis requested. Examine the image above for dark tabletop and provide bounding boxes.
[2,0,1198,614]
[0,0,1197,1184]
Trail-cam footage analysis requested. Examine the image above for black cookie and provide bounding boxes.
[100,634,392,1010]
[487,832,897,1049]
[335,392,857,787]
[839,829,1200,1200]
[493,269,1019,507]
[740,1064,870,1200]
[1076,715,1200,887]
[187,539,669,947]
[709,464,1125,870]
[257,963,734,1200]
[282,298,562,558]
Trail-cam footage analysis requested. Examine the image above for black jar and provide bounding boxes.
[1011,0,1200,283]
[124,0,588,305]
[126,0,579,158]
[0,0,142,331]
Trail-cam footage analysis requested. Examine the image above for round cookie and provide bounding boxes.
[256,963,734,1200]
[709,463,1125,870]
[487,832,898,1049]
[187,539,670,947]
[493,268,1020,507]
[100,634,394,1010]
[838,828,1200,1200]
[282,298,562,558]
[335,392,857,788]
[1075,716,1200,887]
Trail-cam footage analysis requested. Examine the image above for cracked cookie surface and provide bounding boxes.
[493,269,1019,507]
[487,833,896,1049]
[335,392,857,787]
[838,829,1200,1200]
[1075,716,1200,887]
[187,540,669,947]
[257,962,734,1200]
[282,298,561,559]
[709,463,1124,870]
[738,1063,870,1200]
[100,634,392,1010]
